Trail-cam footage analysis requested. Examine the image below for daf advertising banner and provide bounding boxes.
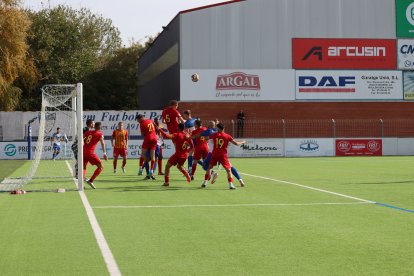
[292,38,396,69]
[398,39,414,70]
[295,71,403,100]
[229,139,284,157]
[180,70,295,101]
[404,71,414,100]
[396,0,414,37]
[336,139,382,156]
[285,139,334,157]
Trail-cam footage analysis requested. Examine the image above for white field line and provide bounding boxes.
[93,202,371,209]
[240,172,375,204]
[65,161,121,276]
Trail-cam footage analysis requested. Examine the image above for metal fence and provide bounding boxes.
[218,119,414,138]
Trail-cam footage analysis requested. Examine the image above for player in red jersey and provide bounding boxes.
[157,123,193,187]
[161,100,184,134]
[202,122,245,190]
[136,114,157,179]
[83,122,108,189]
[111,122,128,174]
[190,119,209,179]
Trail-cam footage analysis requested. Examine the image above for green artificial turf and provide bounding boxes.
[1,157,414,275]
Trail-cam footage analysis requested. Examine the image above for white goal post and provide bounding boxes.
[0,83,84,192]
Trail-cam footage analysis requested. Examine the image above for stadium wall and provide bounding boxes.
[3,138,414,159]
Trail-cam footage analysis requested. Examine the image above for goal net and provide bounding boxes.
[0,84,84,192]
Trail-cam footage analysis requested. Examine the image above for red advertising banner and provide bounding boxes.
[292,38,396,69]
[336,139,382,156]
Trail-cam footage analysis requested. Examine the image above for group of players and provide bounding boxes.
[81,100,246,190]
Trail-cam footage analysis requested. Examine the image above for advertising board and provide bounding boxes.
[295,71,403,100]
[396,0,414,37]
[229,139,284,157]
[292,38,396,69]
[180,70,295,101]
[398,39,414,70]
[335,139,382,156]
[285,138,334,157]
[403,71,414,100]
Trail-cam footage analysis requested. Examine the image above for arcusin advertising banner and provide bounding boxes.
[292,38,396,69]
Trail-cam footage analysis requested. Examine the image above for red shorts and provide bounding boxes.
[142,138,157,150]
[167,125,179,134]
[83,153,102,167]
[168,153,187,166]
[194,146,209,161]
[210,153,231,170]
[113,148,127,158]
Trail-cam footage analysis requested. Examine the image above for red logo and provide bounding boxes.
[216,72,261,90]
[367,140,381,152]
[292,38,396,69]
[337,141,351,153]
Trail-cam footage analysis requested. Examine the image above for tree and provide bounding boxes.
[16,4,122,110]
[0,0,32,110]
[82,42,150,110]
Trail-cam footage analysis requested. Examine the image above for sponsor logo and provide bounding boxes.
[4,144,17,156]
[299,140,319,152]
[293,38,396,69]
[337,141,351,153]
[241,144,278,152]
[216,72,261,91]
[298,76,356,92]
[303,47,386,60]
[367,140,381,152]
[400,44,414,55]
[407,2,414,26]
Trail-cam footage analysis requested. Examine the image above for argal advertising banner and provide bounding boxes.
[398,39,414,70]
[229,139,284,157]
[292,38,396,69]
[180,70,295,101]
[285,138,334,157]
[296,71,403,100]
[335,139,382,156]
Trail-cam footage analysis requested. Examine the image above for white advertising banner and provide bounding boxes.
[0,140,176,160]
[398,39,414,70]
[295,71,403,100]
[229,139,284,157]
[82,110,162,137]
[180,69,295,101]
[285,138,334,157]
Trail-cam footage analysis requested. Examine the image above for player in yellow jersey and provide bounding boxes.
[111,122,128,173]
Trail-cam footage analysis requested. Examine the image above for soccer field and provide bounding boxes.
[1,157,414,275]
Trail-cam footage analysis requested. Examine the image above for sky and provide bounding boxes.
[23,0,231,46]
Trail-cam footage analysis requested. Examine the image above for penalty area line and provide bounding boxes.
[65,161,122,276]
[92,202,372,209]
[239,172,375,204]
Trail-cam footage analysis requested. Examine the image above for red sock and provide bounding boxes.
[122,159,126,168]
[150,160,155,171]
[228,177,233,183]
[164,175,169,183]
[205,172,211,181]
[83,169,86,178]
[139,157,144,167]
[113,160,117,170]
[158,159,162,173]
[90,167,103,182]
[191,163,197,176]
